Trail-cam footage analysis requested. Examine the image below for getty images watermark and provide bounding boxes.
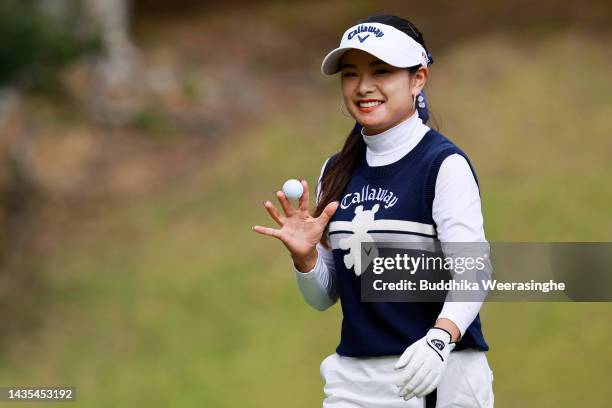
[355,242,612,302]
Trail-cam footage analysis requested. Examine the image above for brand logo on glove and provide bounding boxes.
[431,339,445,351]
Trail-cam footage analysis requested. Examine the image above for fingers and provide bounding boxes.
[276,190,295,217]
[252,225,281,239]
[399,371,423,399]
[298,179,310,212]
[402,354,428,385]
[317,201,339,227]
[397,355,427,392]
[411,378,431,399]
[263,201,285,227]
[400,389,416,402]
[414,372,440,398]
[399,364,435,399]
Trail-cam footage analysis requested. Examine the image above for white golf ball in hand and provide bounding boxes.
[282,179,304,200]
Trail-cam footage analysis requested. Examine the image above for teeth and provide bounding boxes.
[359,101,383,108]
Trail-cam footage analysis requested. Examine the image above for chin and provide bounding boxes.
[359,117,388,132]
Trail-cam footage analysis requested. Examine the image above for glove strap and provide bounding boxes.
[432,327,455,343]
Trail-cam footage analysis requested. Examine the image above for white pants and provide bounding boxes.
[320,350,494,407]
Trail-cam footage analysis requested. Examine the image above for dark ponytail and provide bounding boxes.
[315,14,434,249]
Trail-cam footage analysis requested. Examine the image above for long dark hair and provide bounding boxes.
[315,14,435,249]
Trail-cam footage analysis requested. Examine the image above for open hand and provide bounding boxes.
[252,179,339,265]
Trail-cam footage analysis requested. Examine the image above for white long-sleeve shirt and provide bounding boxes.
[293,109,486,336]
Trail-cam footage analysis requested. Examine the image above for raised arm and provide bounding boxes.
[293,157,339,311]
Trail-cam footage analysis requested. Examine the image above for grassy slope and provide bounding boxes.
[0,32,611,407]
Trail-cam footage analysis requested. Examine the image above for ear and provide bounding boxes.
[411,66,429,95]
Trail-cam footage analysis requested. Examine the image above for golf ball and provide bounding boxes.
[282,179,304,200]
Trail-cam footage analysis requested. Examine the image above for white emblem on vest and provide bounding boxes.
[338,204,381,276]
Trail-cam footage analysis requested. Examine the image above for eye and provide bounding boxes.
[374,69,389,75]
[341,72,357,78]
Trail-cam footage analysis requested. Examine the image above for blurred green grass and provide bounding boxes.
[0,32,611,407]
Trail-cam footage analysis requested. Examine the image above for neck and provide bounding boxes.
[360,109,430,166]
[362,110,416,137]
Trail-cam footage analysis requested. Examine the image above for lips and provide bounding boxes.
[356,99,384,113]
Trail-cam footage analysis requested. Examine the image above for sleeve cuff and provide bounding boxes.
[293,250,322,278]
[437,301,483,338]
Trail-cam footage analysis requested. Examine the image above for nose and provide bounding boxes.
[356,74,375,96]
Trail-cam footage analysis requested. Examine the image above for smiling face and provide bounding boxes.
[340,49,427,135]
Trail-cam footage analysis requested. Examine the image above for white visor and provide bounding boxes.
[321,22,428,75]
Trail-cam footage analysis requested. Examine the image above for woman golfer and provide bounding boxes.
[253,14,494,407]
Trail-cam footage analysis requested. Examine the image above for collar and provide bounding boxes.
[361,110,430,166]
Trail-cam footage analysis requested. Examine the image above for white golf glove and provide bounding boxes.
[394,328,455,401]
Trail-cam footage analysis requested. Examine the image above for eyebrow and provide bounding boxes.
[340,59,387,69]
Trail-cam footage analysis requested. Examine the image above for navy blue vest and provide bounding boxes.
[325,128,489,357]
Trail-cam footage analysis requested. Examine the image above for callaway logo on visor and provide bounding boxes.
[347,25,385,43]
[320,22,429,75]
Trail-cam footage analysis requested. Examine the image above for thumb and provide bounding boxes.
[395,345,415,369]
[317,201,339,226]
